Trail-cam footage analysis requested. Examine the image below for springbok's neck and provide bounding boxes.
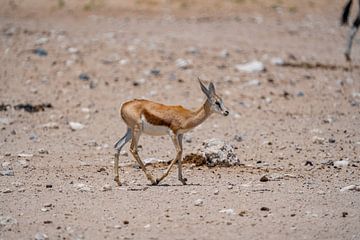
[185,99,212,130]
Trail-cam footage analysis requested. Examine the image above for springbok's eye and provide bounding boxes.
[215,101,221,107]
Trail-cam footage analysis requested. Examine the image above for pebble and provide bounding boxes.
[79,73,90,81]
[2,188,12,193]
[35,37,49,45]
[101,184,112,192]
[234,134,243,142]
[334,160,349,168]
[175,58,192,69]
[260,207,270,211]
[17,153,33,158]
[340,185,360,192]
[38,149,49,154]
[0,169,14,176]
[33,48,48,57]
[235,61,265,73]
[270,57,284,66]
[296,91,304,97]
[219,49,230,58]
[150,68,161,76]
[67,47,79,54]
[35,232,49,240]
[69,122,85,130]
[328,138,336,143]
[260,175,269,182]
[74,183,91,192]
[133,78,146,86]
[246,79,261,86]
[214,189,219,195]
[194,198,204,206]
[41,122,59,129]
[219,209,235,215]
[312,136,325,144]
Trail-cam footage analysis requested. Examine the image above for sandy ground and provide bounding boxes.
[1,0,360,239]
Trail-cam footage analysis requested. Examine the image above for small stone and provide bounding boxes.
[79,73,90,81]
[219,49,230,58]
[312,136,325,144]
[219,209,235,215]
[227,185,233,190]
[46,184,53,188]
[35,232,49,240]
[101,184,112,192]
[246,79,261,86]
[44,203,52,208]
[114,224,122,229]
[2,188,12,193]
[38,149,49,154]
[68,47,79,54]
[0,169,14,176]
[340,185,360,192]
[150,68,161,76]
[69,122,85,130]
[342,212,348,217]
[328,138,336,143]
[235,61,265,73]
[194,199,204,206]
[260,207,270,211]
[214,189,219,195]
[35,37,49,45]
[260,175,269,182]
[74,183,91,192]
[305,161,313,166]
[33,48,48,57]
[296,91,304,97]
[334,160,349,168]
[43,220,52,224]
[17,153,33,158]
[144,224,151,229]
[41,208,49,212]
[133,78,146,86]
[175,58,192,69]
[41,122,59,129]
[123,220,129,225]
[270,57,284,66]
[234,134,243,142]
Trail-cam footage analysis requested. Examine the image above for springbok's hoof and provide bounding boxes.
[114,176,121,186]
[180,177,188,185]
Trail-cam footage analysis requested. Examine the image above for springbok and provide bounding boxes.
[113,79,229,186]
[341,0,360,61]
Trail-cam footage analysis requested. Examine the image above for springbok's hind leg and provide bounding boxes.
[345,15,360,61]
[114,128,132,186]
[129,125,157,185]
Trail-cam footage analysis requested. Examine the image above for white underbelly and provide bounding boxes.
[141,116,169,136]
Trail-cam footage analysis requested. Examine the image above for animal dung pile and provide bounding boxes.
[184,138,240,167]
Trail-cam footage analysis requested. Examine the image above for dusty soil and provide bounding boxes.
[1,0,360,239]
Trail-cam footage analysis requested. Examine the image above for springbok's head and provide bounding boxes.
[198,78,229,116]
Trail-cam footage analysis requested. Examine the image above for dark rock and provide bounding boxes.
[260,175,269,182]
[305,161,313,166]
[260,207,270,211]
[33,48,48,57]
[328,138,336,143]
[14,103,52,113]
[79,73,90,81]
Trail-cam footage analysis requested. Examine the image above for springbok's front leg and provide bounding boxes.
[156,132,186,185]
[176,134,187,185]
[130,126,157,185]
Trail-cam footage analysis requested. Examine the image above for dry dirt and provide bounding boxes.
[1,0,360,239]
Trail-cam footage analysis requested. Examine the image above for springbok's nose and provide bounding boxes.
[223,110,229,116]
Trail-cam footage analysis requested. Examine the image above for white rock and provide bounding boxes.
[2,188,12,193]
[246,79,261,86]
[0,216,17,226]
[35,232,49,240]
[67,47,79,54]
[35,37,49,45]
[312,136,325,144]
[219,208,235,215]
[144,158,169,166]
[0,169,14,176]
[197,138,240,167]
[334,160,349,168]
[69,122,85,130]
[194,198,204,206]
[74,183,91,192]
[340,185,360,192]
[219,49,230,58]
[270,57,284,66]
[0,118,12,125]
[235,61,265,73]
[17,153,33,158]
[41,122,59,129]
[144,224,151,229]
[101,184,112,192]
[176,58,192,69]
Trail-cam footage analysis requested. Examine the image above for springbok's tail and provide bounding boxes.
[114,128,132,152]
[341,0,353,25]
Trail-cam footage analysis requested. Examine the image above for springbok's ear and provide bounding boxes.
[208,82,215,94]
[198,78,211,98]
